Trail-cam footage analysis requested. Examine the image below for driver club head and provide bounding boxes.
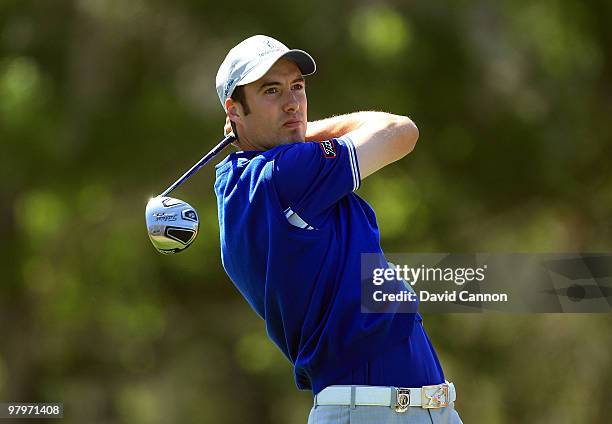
[145,196,199,254]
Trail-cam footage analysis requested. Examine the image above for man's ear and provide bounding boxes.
[225,98,243,124]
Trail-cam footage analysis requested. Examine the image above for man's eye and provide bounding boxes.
[292,83,304,90]
[265,87,278,94]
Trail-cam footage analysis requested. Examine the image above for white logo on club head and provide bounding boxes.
[161,198,183,207]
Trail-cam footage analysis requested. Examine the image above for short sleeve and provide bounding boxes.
[273,136,361,225]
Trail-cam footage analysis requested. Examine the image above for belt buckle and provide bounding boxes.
[421,384,450,409]
[395,388,411,413]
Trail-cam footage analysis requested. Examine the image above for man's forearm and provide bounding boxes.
[305,111,401,141]
[306,111,419,179]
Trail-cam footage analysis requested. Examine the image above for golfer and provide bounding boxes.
[214,35,463,424]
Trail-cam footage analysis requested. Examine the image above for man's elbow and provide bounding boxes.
[391,116,419,159]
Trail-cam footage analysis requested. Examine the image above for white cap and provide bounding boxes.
[216,35,316,111]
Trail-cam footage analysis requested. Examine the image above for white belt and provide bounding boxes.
[314,382,456,412]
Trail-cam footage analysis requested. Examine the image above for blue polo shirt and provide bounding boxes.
[214,136,444,394]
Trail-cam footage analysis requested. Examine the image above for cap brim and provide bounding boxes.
[238,49,317,87]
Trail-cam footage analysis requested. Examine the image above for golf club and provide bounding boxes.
[145,134,236,254]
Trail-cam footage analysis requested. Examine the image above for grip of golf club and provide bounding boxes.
[159,134,236,197]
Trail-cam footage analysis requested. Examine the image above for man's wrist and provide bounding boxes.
[305,120,338,141]
[305,113,361,141]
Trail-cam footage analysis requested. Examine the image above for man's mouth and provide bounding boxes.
[283,119,302,128]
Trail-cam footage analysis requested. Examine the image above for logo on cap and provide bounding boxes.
[224,77,235,97]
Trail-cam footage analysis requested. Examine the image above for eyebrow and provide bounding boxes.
[258,76,305,92]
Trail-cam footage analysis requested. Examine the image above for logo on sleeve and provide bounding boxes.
[319,140,337,158]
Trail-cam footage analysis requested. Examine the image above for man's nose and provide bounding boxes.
[283,91,300,113]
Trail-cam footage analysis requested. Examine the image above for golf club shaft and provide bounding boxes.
[160,134,236,197]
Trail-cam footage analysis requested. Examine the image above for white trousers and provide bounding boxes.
[307,402,463,424]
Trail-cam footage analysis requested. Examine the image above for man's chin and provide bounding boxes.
[258,131,305,149]
[279,131,306,145]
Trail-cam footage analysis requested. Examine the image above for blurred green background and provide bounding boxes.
[1,0,611,423]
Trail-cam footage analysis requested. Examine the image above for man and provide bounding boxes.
[214,35,463,423]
